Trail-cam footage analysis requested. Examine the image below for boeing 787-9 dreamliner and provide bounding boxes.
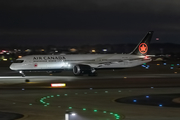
[10,31,153,78]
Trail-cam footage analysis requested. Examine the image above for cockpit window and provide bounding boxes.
[14,60,24,63]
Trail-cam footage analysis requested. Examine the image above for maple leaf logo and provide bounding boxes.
[34,63,38,67]
[139,43,148,54]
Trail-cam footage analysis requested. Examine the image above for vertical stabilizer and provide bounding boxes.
[130,31,153,56]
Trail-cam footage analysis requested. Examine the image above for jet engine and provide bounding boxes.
[73,64,96,76]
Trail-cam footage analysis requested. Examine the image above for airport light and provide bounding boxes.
[102,49,107,52]
[94,109,97,112]
[91,49,96,53]
[65,110,76,120]
[159,104,163,107]
[18,56,22,58]
[40,92,122,120]
[146,96,149,98]
[51,83,66,87]
[3,58,7,61]
[71,113,76,116]
[133,99,137,103]
[156,37,159,41]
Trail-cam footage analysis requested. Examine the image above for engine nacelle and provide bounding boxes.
[73,64,94,76]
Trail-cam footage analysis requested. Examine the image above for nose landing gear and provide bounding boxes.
[19,71,25,77]
[19,71,30,83]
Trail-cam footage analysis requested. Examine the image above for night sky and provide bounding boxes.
[1,0,180,46]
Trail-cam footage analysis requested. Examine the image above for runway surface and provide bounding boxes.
[0,61,180,120]
[0,88,180,120]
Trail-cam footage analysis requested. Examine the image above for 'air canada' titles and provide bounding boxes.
[33,56,66,62]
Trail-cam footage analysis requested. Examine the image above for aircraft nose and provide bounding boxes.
[9,64,15,70]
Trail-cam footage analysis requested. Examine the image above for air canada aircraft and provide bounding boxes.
[10,31,153,78]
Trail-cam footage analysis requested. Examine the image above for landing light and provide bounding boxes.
[51,83,66,87]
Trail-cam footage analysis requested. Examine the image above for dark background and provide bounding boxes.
[1,0,180,46]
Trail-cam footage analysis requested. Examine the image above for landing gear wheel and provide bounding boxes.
[25,79,30,83]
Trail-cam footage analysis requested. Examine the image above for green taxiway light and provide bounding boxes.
[39,92,122,120]
[94,110,97,112]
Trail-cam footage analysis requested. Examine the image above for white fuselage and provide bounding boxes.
[10,54,151,71]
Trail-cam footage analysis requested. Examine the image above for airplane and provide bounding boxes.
[10,31,153,79]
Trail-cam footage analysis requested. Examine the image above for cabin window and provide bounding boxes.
[14,60,24,63]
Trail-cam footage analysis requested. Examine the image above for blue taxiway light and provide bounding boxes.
[146,96,149,98]
[159,104,163,107]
